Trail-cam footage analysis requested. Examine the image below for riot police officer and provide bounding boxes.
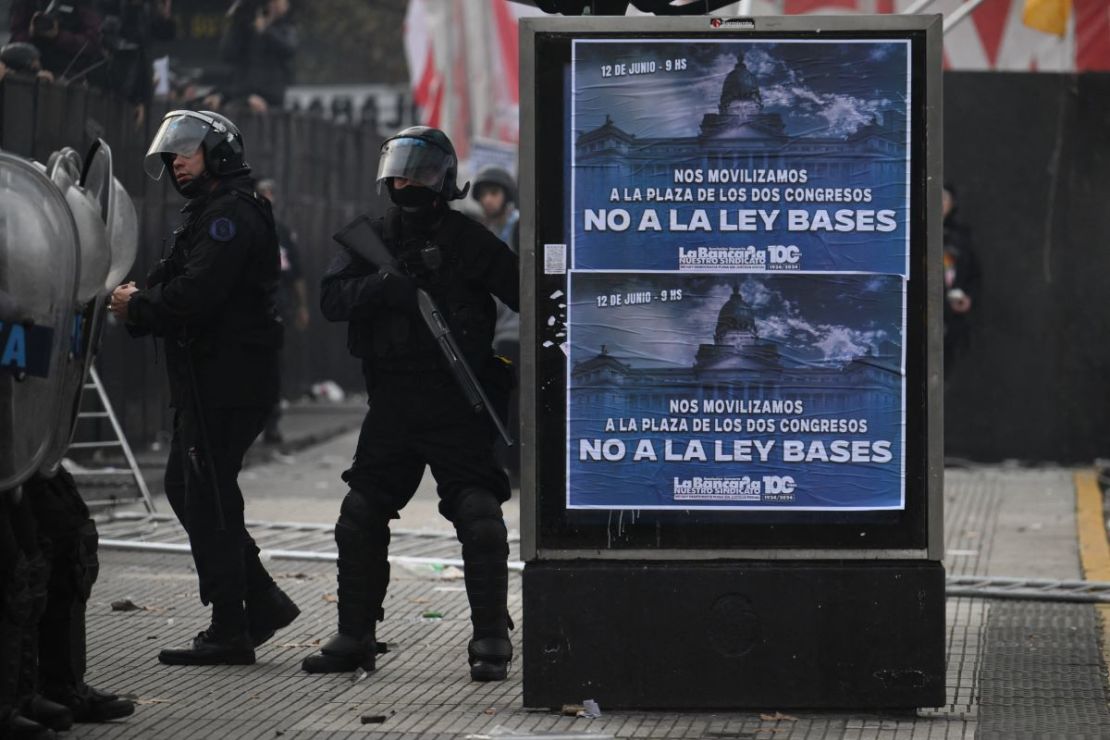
[302,126,519,681]
[110,110,299,665]
[2,145,136,737]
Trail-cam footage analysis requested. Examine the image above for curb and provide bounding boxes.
[1074,469,1110,671]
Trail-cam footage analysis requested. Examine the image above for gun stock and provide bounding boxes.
[332,215,399,271]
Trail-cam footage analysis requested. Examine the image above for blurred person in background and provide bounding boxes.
[163,65,223,112]
[256,176,309,445]
[97,0,176,127]
[471,166,519,253]
[0,40,55,81]
[9,0,105,84]
[219,0,297,114]
[471,166,520,485]
[942,183,981,379]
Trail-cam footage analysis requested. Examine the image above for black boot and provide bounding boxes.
[301,491,392,674]
[20,695,72,732]
[300,633,378,674]
[1,711,56,740]
[468,637,513,682]
[462,553,512,681]
[246,584,300,648]
[51,684,134,723]
[159,627,255,666]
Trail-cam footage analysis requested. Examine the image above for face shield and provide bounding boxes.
[143,111,214,180]
[376,137,452,194]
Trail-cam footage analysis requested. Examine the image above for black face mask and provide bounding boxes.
[388,182,439,209]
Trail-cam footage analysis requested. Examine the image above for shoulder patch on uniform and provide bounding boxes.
[209,217,236,242]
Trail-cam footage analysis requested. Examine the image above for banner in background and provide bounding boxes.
[400,0,1110,182]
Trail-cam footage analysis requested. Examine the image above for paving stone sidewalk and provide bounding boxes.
[67,467,1110,739]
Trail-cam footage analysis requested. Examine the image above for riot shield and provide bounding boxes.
[104,177,138,290]
[0,152,80,490]
[80,138,113,226]
[38,144,126,478]
[80,139,137,289]
[50,148,111,304]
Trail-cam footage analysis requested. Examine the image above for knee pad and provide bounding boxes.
[452,488,508,556]
[334,491,393,629]
[336,490,394,552]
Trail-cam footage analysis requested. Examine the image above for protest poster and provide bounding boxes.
[565,38,911,511]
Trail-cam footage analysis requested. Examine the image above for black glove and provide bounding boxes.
[379,267,416,311]
[147,259,169,288]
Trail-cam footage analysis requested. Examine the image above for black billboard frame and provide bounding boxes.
[519,14,944,563]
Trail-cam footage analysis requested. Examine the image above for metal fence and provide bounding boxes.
[0,77,382,445]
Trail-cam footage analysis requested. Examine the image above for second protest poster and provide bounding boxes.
[566,37,911,511]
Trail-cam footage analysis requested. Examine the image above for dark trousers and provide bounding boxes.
[164,406,275,613]
[334,375,511,640]
[342,376,510,516]
[27,471,97,703]
[0,470,98,715]
[0,490,43,722]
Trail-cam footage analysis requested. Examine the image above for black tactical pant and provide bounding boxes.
[335,372,511,640]
[0,470,96,718]
[26,470,99,705]
[0,489,44,726]
[164,406,275,617]
[344,373,511,513]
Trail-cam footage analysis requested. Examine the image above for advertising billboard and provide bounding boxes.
[523,16,940,555]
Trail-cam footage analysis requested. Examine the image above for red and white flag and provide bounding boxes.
[403,0,544,170]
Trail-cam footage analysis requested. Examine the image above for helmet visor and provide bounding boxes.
[143,111,213,180]
[376,137,452,192]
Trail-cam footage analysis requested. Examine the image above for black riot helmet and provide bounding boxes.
[377,126,469,202]
[144,110,250,196]
[471,166,516,205]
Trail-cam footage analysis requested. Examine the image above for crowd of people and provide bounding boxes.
[1,0,299,123]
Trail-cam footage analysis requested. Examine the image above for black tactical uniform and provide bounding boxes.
[0,489,51,738]
[1,472,134,738]
[1,141,135,738]
[302,126,519,681]
[126,110,299,666]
